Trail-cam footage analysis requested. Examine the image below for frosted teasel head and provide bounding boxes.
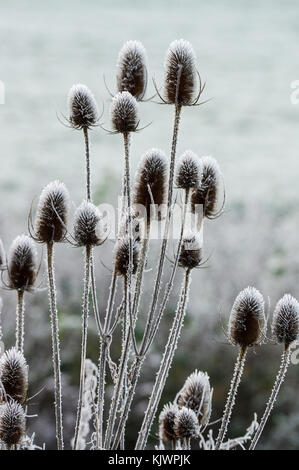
[111,91,139,134]
[33,181,70,244]
[0,399,26,448]
[68,84,98,130]
[179,232,203,270]
[176,370,212,427]
[116,40,147,101]
[7,235,38,292]
[174,406,198,440]
[159,403,179,443]
[0,238,6,270]
[228,287,266,348]
[119,214,142,244]
[0,348,28,404]
[191,156,223,219]
[176,150,202,190]
[133,148,168,219]
[272,294,299,349]
[114,236,139,277]
[73,201,106,247]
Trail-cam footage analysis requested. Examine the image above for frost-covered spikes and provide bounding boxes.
[228,287,266,348]
[272,294,299,349]
[176,150,201,190]
[119,214,142,243]
[73,201,105,247]
[7,235,37,292]
[0,400,26,448]
[68,84,98,130]
[111,91,139,134]
[0,348,28,404]
[191,156,222,218]
[0,239,6,270]
[159,403,179,443]
[114,236,139,277]
[176,370,211,427]
[116,40,147,101]
[34,181,70,244]
[179,232,203,270]
[174,406,198,440]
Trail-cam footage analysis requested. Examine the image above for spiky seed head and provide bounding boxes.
[114,236,139,277]
[119,214,142,243]
[34,181,70,244]
[164,39,197,106]
[228,287,266,348]
[73,201,105,247]
[111,91,139,134]
[177,370,211,427]
[159,403,179,443]
[272,294,299,348]
[179,232,202,270]
[7,235,37,292]
[176,150,202,189]
[0,348,28,404]
[0,400,26,447]
[191,157,222,218]
[68,84,98,130]
[116,40,147,101]
[133,149,168,219]
[174,406,198,440]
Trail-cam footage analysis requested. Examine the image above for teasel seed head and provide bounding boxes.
[119,214,142,243]
[7,235,37,292]
[0,348,28,404]
[73,201,105,247]
[116,40,147,101]
[68,84,98,130]
[0,400,26,448]
[133,148,168,219]
[114,236,139,277]
[176,370,211,427]
[179,232,203,270]
[272,294,299,349]
[228,287,266,348]
[159,403,179,443]
[191,156,222,218]
[34,181,70,244]
[0,238,6,270]
[174,406,198,440]
[176,150,202,190]
[164,39,197,106]
[111,91,139,134]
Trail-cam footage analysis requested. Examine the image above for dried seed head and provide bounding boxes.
[73,201,105,247]
[159,403,179,443]
[117,40,147,101]
[119,214,142,243]
[229,287,266,348]
[0,348,28,404]
[179,232,202,270]
[177,370,211,427]
[272,294,299,348]
[174,406,198,440]
[176,150,202,189]
[111,91,139,134]
[0,400,26,447]
[7,235,37,292]
[68,84,98,130]
[114,236,139,277]
[191,157,222,218]
[164,39,197,106]
[35,181,70,244]
[133,149,168,219]
[0,239,6,270]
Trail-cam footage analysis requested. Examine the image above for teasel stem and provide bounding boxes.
[15,291,25,354]
[83,127,91,202]
[132,221,150,321]
[249,346,291,450]
[135,268,191,450]
[46,242,64,450]
[73,244,92,450]
[215,346,248,450]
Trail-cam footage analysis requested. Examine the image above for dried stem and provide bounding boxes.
[46,242,64,450]
[15,290,25,353]
[83,127,91,202]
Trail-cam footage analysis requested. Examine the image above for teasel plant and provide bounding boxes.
[29,180,70,450]
[249,294,299,449]
[0,347,28,405]
[215,287,266,450]
[0,399,26,450]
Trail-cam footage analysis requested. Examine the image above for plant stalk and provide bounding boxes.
[15,290,25,353]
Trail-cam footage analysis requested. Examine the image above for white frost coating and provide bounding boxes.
[110,91,138,127]
[173,406,198,439]
[176,150,202,188]
[74,201,105,245]
[8,234,37,267]
[201,156,221,182]
[165,39,196,71]
[68,84,98,122]
[0,239,5,268]
[272,293,299,344]
[182,232,202,252]
[117,40,147,69]
[36,180,70,221]
[176,370,211,427]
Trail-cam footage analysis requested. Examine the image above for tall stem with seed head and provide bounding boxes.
[46,242,64,450]
[15,290,25,353]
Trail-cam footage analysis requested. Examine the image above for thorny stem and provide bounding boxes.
[135,269,191,450]
[132,221,150,321]
[215,346,248,450]
[249,347,291,450]
[83,127,91,202]
[46,242,64,450]
[15,290,25,353]
[73,245,91,450]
